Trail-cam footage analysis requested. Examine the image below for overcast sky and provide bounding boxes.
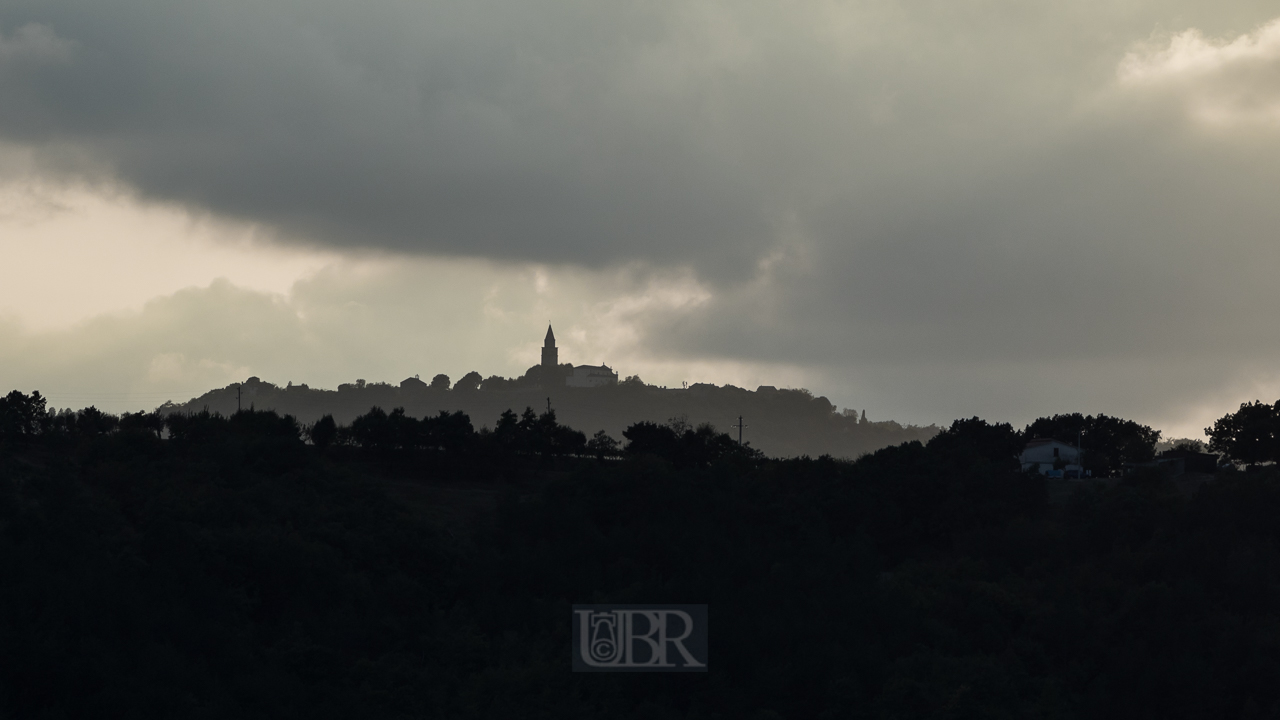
[3,0,1280,437]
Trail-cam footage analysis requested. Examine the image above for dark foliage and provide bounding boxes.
[2,390,1279,718]
[306,414,338,450]
[622,418,761,468]
[0,389,49,437]
[1206,400,1280,466]
[454,371,483,392]
[927,416,1023,467]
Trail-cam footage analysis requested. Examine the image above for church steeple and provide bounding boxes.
[541,324,558,371]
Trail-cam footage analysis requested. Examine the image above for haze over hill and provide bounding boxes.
[165,374,937,460]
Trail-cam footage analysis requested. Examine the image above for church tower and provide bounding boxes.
[541,325,558,373]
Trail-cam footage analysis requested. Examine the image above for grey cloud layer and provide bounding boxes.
[6,1,1265,266]
[0,1,782,271]
[4,0,1280,428]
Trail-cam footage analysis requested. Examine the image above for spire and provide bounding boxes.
[541,324,559,373]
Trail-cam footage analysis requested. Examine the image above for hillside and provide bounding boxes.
[2,401,1278,717]
[164,376,938,459]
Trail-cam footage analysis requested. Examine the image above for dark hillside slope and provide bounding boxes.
[2,402,1279,718]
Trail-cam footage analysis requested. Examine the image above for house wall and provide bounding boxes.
[566,367,617,388]
[1020,443,1079,466]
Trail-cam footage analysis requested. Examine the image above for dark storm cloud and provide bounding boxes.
[0,1,779,272]
[3,1,1276,274]
[748,126,1280,365]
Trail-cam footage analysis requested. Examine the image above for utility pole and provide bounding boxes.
[236,384,242,413]
[546,396,552,414]
[732,415,747,445]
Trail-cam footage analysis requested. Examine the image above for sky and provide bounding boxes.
[3,1,1280,438]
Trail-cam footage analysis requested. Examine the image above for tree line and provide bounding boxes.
[0,389,763,469]
[1206,399,1280,467]
[14,387,1280,472]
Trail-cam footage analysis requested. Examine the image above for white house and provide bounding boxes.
[1020,438,1083,477]
[566,364,618,388]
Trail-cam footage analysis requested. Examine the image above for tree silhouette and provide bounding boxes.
[1206,400,1278,466]
[587,430,620,459]
[307,414,338,450]
[454,371,483,392]
[622,419,757,467]
[423,410,473,452]
[622,420,678,459]
[0,390,48,438]
[927,416,1022,467]
[119,410,165,438]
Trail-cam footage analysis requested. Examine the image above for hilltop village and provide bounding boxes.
[165,325,937,459]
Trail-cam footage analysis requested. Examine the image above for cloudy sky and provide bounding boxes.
[3,0,1280,436]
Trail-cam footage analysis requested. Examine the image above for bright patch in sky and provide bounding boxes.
[1119,18,1280,126]
[0,179,337,329]
[0,177,804,413]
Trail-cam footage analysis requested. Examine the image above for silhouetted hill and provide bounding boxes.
[164,376,938,459]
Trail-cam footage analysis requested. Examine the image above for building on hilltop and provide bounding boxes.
[541,325,558,373]
[1020,438,1083,478]
[567,364,618,388]
[400,375,427,391]
[540,324,618,387]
